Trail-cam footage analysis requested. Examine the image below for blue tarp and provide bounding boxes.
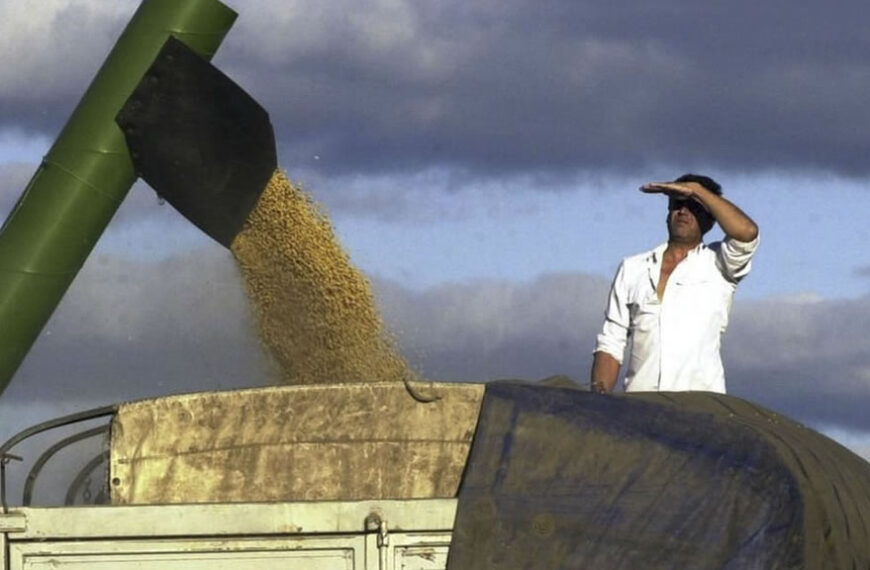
[447,382,870,569]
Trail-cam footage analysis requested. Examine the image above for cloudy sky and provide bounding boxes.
[2,0,870,490]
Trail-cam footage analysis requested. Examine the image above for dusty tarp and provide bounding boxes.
[447,382,870,570]
[110,382,484,504]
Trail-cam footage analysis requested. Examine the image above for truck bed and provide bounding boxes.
[1,499,456,569]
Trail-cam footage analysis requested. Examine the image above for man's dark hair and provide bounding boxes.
[674,173,722,196]
[673,173,720,234]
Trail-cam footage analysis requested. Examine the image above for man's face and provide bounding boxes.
[667,198,705,244]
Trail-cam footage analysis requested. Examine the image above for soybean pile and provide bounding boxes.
[230,169,416,385]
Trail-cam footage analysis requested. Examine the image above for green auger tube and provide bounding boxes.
[0,0,238,397]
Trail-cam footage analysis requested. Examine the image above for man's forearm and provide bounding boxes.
[590,351,620,393]
[693,187,759,242]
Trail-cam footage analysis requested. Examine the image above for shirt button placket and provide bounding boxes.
[657,301,664,390]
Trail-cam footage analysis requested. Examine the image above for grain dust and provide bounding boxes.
[230,169,415,385]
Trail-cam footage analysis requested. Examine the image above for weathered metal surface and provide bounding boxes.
[0,511,25,532]
[10,536,363,569]
[4,500,456,540]
[110,383,484,504]
[3,500,456,569]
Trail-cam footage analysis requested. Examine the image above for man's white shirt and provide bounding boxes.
[594,234,759,393]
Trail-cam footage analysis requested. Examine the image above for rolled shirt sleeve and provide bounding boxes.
[715,232,760,282]
[594,261,631,364]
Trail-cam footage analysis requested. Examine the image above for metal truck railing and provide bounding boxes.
[0,405,117,512]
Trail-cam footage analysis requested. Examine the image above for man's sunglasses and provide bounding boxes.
[668,198,709,216]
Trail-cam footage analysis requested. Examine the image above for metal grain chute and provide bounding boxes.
[116,36,277,248]
[0,0,238,397]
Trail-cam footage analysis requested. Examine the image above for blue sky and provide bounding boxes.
[325,170,870,300]
[2,0,870,474]
[16,147,864,302]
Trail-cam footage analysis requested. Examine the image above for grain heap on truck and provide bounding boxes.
[2,1,870,569]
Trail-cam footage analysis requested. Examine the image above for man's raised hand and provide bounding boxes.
[640,181,701,199]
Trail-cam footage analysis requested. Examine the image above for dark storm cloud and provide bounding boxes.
[218,0,870,179]
[3,0,869,185]
[0,1,134,133]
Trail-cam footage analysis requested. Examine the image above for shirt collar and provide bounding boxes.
[648,241,707,264]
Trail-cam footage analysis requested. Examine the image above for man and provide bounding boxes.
[590,174,759,394]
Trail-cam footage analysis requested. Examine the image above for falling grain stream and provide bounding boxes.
[230,170,416,385]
